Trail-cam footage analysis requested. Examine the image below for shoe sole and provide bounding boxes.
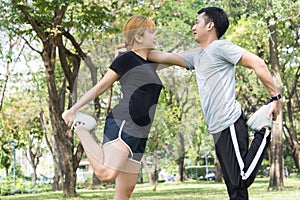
[246,103,273,130]
[72,111,97,131]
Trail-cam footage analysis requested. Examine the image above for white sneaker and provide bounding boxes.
[71,111,97,131]
[246,103,273,131]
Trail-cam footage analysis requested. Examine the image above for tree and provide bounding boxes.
[279,3,300,175]
[0,145,11,177]
[0,35,24,111]
[0,23,26,175]
[0,69,47,180]
[265,0,300,187]
[224,0,300,189]
[156,68,198,182]
[266,2,284,190]
[150,0,202,182]
[5,0,165,196]
[6,0,116,196]
[25,117,44,183]
[1,0,298,193]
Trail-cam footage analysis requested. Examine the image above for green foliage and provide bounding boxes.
[1,0,299,191]
[8,0,115,36]
[0,145,10,173]
[0,178,51,196]
[9,164,24,179]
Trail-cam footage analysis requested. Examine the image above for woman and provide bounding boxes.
[62,15,163,199]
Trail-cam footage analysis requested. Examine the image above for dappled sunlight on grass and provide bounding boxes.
[248,178,300,200]
[131,181,227,199]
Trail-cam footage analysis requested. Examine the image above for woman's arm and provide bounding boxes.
[62,69,119,127]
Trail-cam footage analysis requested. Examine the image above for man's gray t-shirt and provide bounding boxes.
[181,40,246,134]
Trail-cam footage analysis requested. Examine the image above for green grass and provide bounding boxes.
[1,178,299,200]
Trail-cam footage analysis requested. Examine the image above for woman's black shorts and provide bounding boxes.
[103,117,150,162]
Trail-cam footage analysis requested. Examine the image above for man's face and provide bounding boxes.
[192,13,208,43]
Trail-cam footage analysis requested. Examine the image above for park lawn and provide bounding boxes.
[1,177,299,200]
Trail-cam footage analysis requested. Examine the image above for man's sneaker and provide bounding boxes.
[72,111,97,131]
[246,103,273,131]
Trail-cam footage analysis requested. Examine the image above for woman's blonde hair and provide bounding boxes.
[123,15,155,48]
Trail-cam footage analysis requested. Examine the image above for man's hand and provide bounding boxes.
[267,100,280,121]
[270,100,280,121]
[115,43,128,57]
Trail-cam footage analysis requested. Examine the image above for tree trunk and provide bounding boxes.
[28,150,39,183]
[291,145,300,174]
[32,166,37,183]
[137,165,144,184]
[152,148,159,191]
[284,71,300,173]
[267,4,284,190]
[285,103,300,173]
[269,106,284,190]
[178,132,185,182]
[0,59,9,111]
[214,154,222,182]
[52,132,63,191]
[142,158,157,186]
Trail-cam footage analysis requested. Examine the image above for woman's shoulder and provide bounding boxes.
[111,51,133,66]
[115,51,134,60]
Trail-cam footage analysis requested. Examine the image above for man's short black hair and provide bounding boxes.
[198,7,229,39]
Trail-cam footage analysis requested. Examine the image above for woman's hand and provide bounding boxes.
[62,109,76,128]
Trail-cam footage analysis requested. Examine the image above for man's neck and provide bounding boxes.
[198,36,218,50]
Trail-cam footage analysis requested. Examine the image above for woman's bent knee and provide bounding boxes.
[94,167,119,183]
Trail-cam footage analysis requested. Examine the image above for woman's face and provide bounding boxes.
[138,28,157,50]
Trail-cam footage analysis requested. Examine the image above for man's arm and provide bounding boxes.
[148,50,189,68]
[115,44,188,69]
[237,51,280,120]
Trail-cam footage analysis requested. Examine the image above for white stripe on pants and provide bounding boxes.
[230,124,270,180]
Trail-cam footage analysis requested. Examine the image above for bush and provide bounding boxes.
[185,166,215,180]
[0,178,51,196]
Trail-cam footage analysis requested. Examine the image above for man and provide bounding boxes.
[148,7,281,200]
